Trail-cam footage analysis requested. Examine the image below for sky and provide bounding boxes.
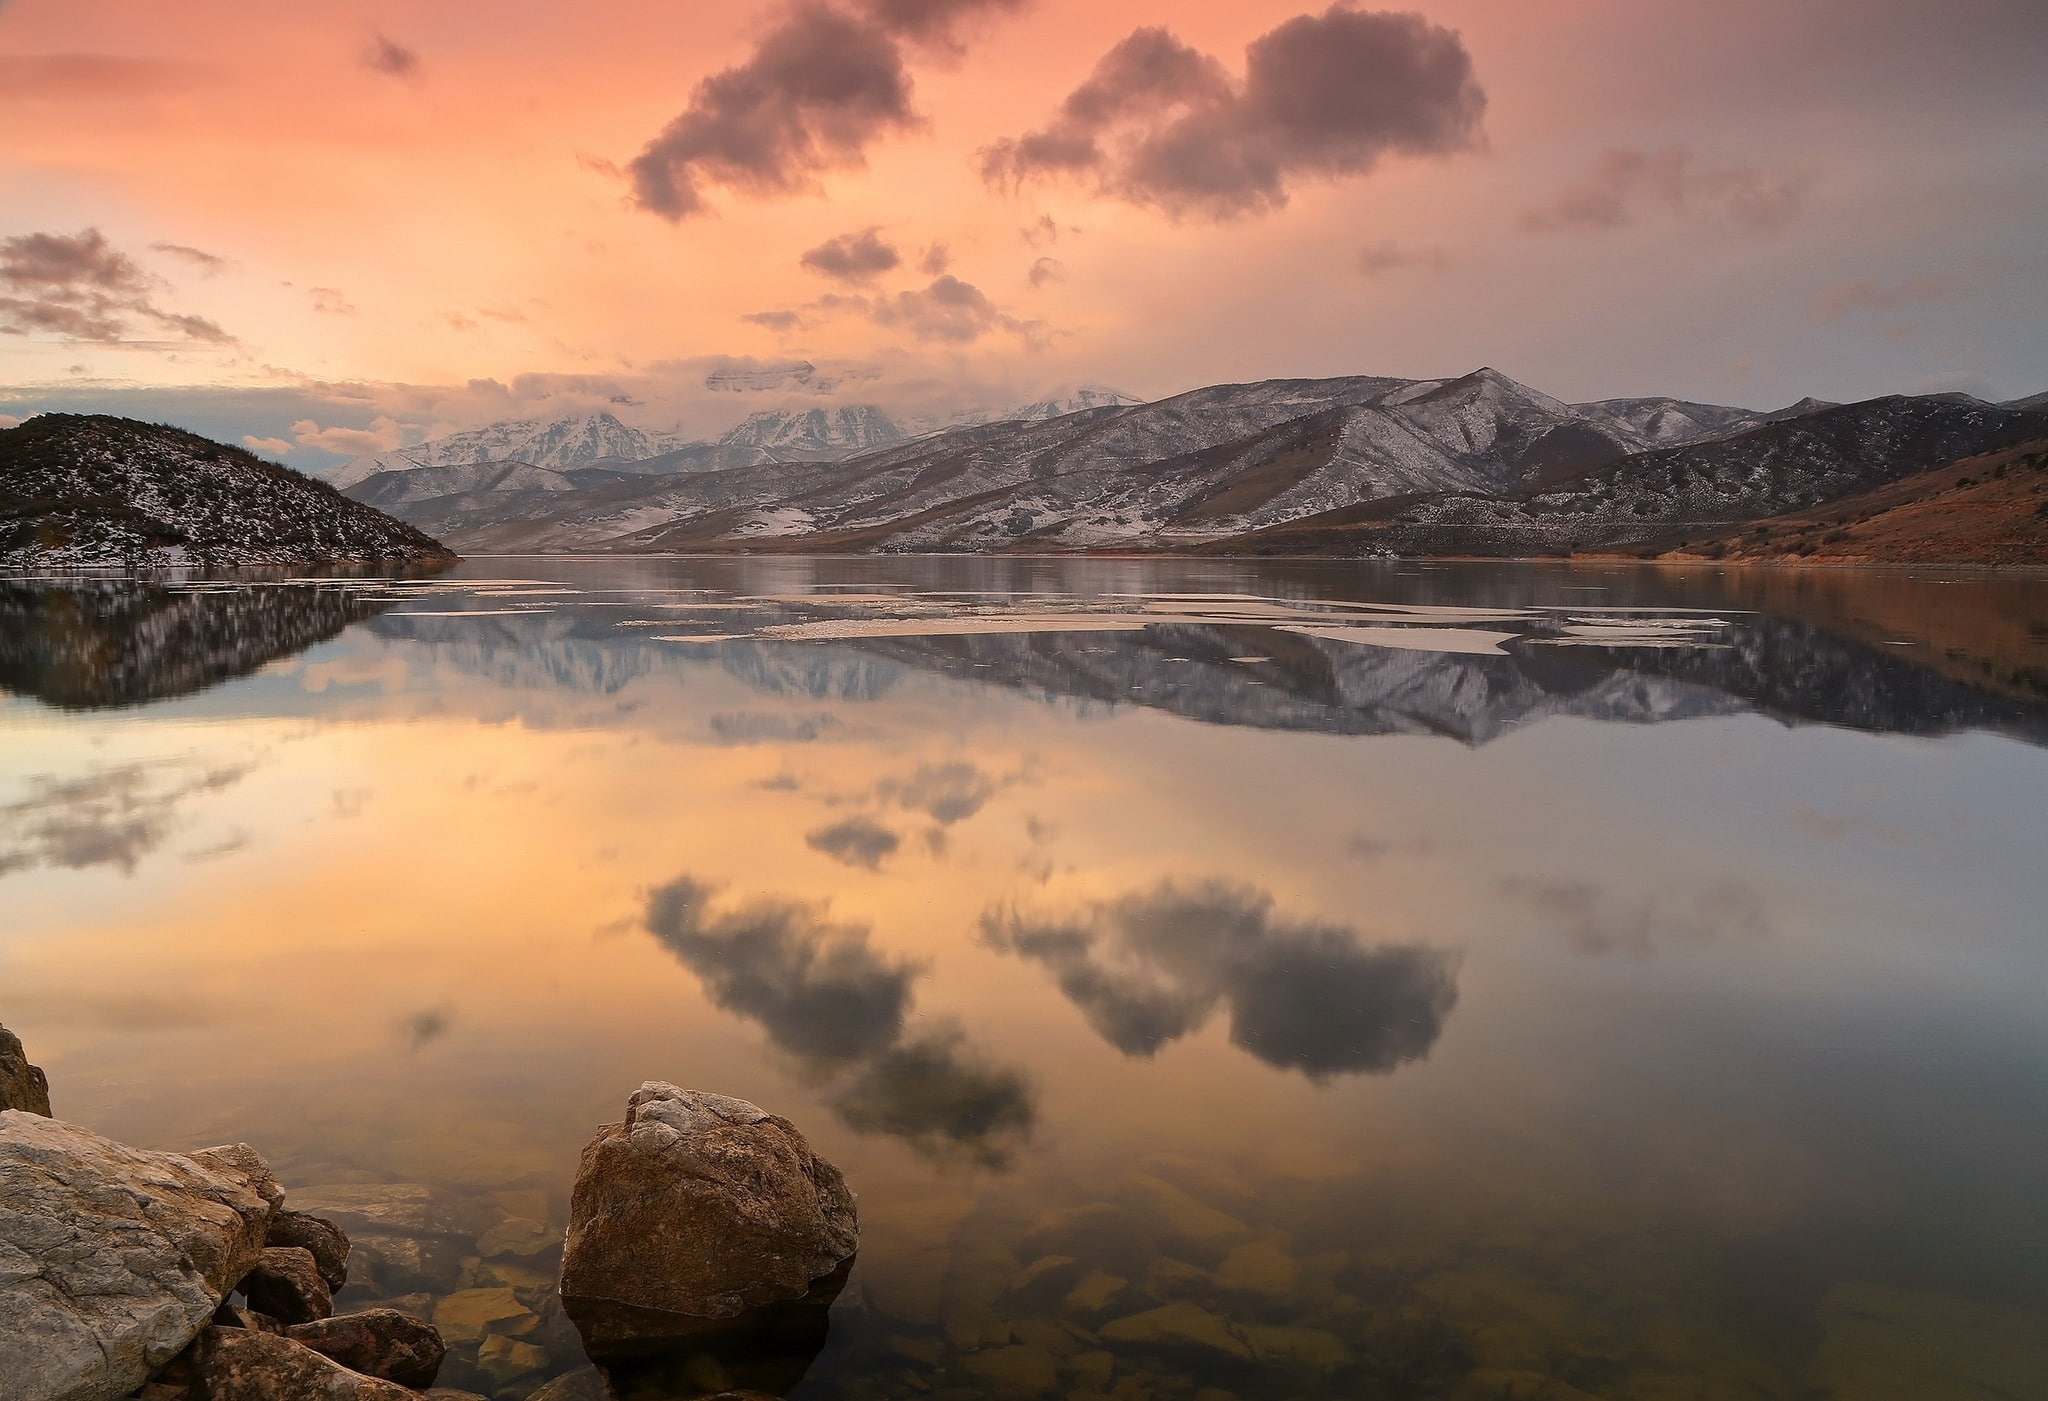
[1,0,2044,470]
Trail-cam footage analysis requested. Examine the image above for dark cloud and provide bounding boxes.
[982,879,1459,1080]
[363,33,420,78]
[1028,256,1064,288]
[801,228,903,284]
[710,710,839,743]
[1522,147,1812,235]
[644,874,1035,1165]
[399,1006,453,1050]
[806,813,902,869]
[0,762,250,880]
[918,241,951,275]
[980,6,1485,220]
[151,242,229,276]
[870,274,1008,343]
[830,1025,1036,1166]
[1499,875,1773,956]
[0,229,231,344]
[629,0,1024,218]
[647,875,917,1063]
[742,309,806,332]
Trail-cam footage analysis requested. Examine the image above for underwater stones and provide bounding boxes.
[523,1368,609,1401]
[285,1308,447,1388]
[433,1287,532,1345]
[1100,1302,1253,1360]
[1119,1174,1254,1263]
[239,1245,331,1325]
[1067,1348,1116,1388]
[264,1209,351,1291]
[1213,1241,1298,1300]
[1809,1281,2048,1401]
[474,1333,550,1387]
[1243,1324,1351,1372]
[0,1115,276,1401]
[963,1344,1060,1397]
[476,1216,557,1260]
[185,1326,417,1401]
[1139,1258,1211,1303]
[293,1184,477,1295]
[559,1083,858,1325]
[1062,1269,1129,1317]
[0,1023,53,1115]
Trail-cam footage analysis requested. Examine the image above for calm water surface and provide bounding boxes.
[4,557,2047,1401]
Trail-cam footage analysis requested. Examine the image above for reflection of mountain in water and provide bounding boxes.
[0,579,391,709]
[644,876,1035,1167]
[984,881,1460,1080]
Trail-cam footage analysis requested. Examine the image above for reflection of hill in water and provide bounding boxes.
[0,579,391,709]
[366,596,2048,747]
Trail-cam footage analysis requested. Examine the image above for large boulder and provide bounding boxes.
[184,1326,417,1400]
[285,1308,446,1388]
[264,1209,350,1291]
[239,1245,331,1324]
[0,1023,52,1115]
[559,1085,858,1327]
[0,1115,276,1401]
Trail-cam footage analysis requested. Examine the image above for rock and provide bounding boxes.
[962,1344,1060,1397]
[185,1326,416,1400]
[1011,1254,1086,1308]
[0,1024,52,1115]
[186,1145,283,1214]
[0,1115,276,1401]
[1099,1303,1253,1360]
[1067,1349,1116,1388]
[477,1216,558,1260]
[1243,1324,1352,1371]
[239,1245,331,1324]
[1213,1242,1297,1300]
[1062,1269,1129,1316]
[423,1392,492,1401]
[433,1286,533,1345]
[1118,1175,1254,1263]
[559,1084,858,1323]
[1139,1258,1211,1303]
[210,1302,283,1334]
[285,1308,446,1388]
[349,1233,467,1294]
[265,1209,351,1290]
[522,1366,608,1401]
[291,1183,484,1241]
[476,1333,551,1386]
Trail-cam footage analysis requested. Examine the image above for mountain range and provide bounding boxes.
[333,370,2048,558]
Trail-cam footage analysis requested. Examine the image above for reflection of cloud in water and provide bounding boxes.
[983,881,1459,1080]
[0,762,250,879]
[832,1025,1036,1169]
[806,814,901,871]
[710,711,840,744]
[1500,875,1773,956]
[877,760,1003,825]
[647,877,914,1064]
[644,876,1035,1165]
[399,1006,454,1050]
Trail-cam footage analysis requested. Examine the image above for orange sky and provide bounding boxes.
[1,0,2044,464]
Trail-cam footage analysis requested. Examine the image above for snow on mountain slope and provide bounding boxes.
[323,411,684,488]
[715,405,905,457]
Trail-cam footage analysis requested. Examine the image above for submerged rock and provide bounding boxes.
[286,1308,446,1388]
[0,1115,276,1401]
[1100,1302,1253,1360]
[0,1024,52,1116]
[290,1183,477,1295]
[559,1084,858,1325]
[185,1326,418,1400]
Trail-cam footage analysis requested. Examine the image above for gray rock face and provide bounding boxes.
[559,1084,858,1323]
[0,1024,52,1116]
[184,1326,418,1400]
[0,1115,276,1401]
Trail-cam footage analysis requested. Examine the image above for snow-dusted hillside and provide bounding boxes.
[1,415,455,569]
[324,411,687,488]
[715,405,905,457]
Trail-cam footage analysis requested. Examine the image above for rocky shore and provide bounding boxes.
[0,1027,859,1401]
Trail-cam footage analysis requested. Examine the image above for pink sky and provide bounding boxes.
[2,0,2043,465]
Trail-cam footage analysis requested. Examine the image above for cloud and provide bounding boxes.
[806,813,902,869]
[709,710,839,742]
[0,762,250,880]
[628,0,1023,219]
[644,874,1036,1164]
[871,274,1009,344]
[646,875,917,1064]
[363,33,420,78]
[982,879,1459,1080]
[1811,274,1960,324]
[242,435,294,456]
[307,287,356,315]
[1522,147,1812,235]
[151,243,229,276]
[876,759,1003,823]
[1028,256,1064,288]
[1355,240,1449,276]
[919,242,951,275]
[742,309,807,332]
[0,415,22,431]
[1498,875,1773,956]
[290,414,405,454]
[0,229,231,344]
[980,6,1485,220]
[801,228,903,283]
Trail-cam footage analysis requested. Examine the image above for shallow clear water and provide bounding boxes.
[5,556,2048,1401]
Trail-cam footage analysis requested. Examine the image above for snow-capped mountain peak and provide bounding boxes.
[322,411,683,488]
[714,405,905,457]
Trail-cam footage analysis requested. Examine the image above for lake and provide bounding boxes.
[4,556,2047,1401]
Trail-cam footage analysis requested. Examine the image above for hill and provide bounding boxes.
[0,414,456,569]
